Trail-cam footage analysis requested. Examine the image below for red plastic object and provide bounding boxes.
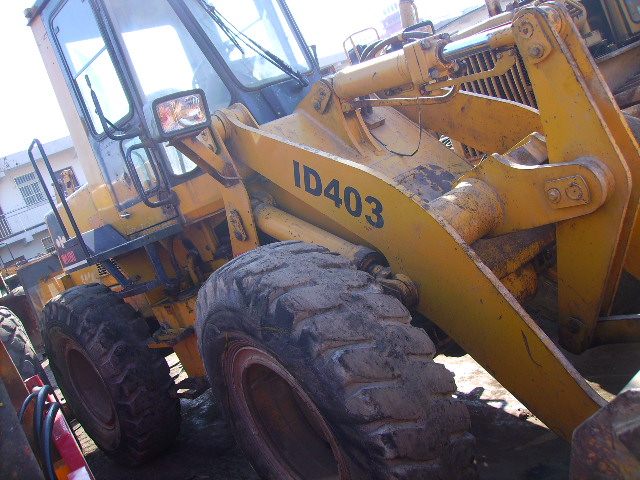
[24,375,95,480]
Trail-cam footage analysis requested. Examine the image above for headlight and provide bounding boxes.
[148,89,211,141]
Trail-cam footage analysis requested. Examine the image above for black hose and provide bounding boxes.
[42,402,61,480]
[18,391,39,422]
[359,39,385,63]
[34,385,53,454]
[361,31,431,62]
[403,20,435,33]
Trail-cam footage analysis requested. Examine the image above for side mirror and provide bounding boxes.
[144,89,211,142]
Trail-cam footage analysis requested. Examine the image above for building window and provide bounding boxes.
[42,236,56,254]
[15,172,45,206]
[0,206,11,240]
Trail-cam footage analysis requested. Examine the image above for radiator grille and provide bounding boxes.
[456,50,537,159]
[96,260,123,277]
[460,51,537,107]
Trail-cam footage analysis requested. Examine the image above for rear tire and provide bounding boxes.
[43,283,180,466]
[0,307,46,382]
[196,241,475,479]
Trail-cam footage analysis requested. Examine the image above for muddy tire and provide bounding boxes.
[43,283,180,466]
[0,307,46,382]
[196,241,475,479]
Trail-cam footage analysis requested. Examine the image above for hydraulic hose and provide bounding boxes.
[361,31,431,62]
[18,391,39,422]
[34,385,53,454]
[18,385,61,480]
[42,402,61,480]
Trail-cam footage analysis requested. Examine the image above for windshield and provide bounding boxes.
[104,0,235,176]
[185,0,311,88]
[104,1,232,109]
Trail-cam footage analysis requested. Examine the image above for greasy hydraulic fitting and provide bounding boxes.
[404,33,457,84]
[366,263,419,308]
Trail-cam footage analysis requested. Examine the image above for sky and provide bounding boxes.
[0,0,485,158]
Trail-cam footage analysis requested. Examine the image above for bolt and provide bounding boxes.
[529,44,545,59]
[567,317,582,334]
[421,39,432,50]
[313,101,322,111]
[547,188,561,204]
[518,21,534,38]
[429,67,441,80]
[565,182,583,201]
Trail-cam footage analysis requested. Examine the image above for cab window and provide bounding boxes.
[186,0,311,88]
[53,0,131,135]
[104,0,233,175]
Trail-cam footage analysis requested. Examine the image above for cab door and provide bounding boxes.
[48,0,181,237]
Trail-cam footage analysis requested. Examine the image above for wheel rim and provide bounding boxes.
[60,336,119,445]
[224,339,350,480]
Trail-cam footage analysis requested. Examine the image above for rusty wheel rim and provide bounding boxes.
[224,339,350,480]
[61,336,119,446]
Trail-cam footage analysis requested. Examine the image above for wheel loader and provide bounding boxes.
[16,0,640,478]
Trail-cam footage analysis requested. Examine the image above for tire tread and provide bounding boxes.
[197,242,475,479]
[43,283,180,466]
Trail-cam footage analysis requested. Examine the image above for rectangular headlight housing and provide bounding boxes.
[149,89,211,141]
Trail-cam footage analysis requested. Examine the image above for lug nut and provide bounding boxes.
[529,44,545,59]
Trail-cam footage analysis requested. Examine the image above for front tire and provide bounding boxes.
[43,283,180,466]
[196,242,475,479]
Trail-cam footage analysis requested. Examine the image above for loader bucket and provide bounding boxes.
[571,374,640,480]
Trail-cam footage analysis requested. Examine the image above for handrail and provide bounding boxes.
[27,139,91,259]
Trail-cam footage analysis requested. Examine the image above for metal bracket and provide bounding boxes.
[545,175,591,208]
[229,209,248,241]
[312,82,332,113]
[458,153,613,235]
[148,326,195,348]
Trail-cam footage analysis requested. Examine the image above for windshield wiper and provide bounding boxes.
[198,0,309,87]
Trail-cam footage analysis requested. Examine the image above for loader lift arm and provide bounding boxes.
[171,4,640,441]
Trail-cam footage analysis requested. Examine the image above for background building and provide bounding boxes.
[0,136,85,270]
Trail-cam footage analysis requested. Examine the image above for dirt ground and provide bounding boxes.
[45,315,640,480]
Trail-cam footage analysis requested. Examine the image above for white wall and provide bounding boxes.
[0,136,86,264]
[0,231,52,268]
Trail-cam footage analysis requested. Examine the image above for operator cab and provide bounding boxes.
[34,0,319,226]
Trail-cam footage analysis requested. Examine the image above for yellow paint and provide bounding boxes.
[151,295,205,377]
[27,1,640,447]
[514,6,640,351]
[217,104,604,441]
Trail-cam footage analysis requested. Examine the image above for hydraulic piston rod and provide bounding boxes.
[332,24,514,101]
[441,25,514,62]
